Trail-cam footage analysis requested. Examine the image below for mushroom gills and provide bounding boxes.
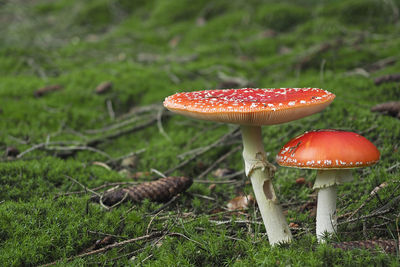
[313,169,353,189]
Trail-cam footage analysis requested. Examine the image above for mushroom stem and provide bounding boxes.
[241,125,292,245]
[316,184,337,242]
[314,169,352,242]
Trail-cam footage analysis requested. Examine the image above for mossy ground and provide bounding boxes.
[1,0,400,265]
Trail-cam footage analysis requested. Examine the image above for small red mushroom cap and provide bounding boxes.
[163,88,335,126]
[276,130,380,169]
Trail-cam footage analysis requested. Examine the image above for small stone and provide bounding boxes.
[295,177,306,185]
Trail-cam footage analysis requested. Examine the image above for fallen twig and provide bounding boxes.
[84,115,151,134]
[295,39,343,70]
[165,127,240,175]
[371,101,400,119]
[344,182,389,222]
[41,231,163,266]
[87,116,159,147]
[194,178,243,184]
[45,145,112,159]
[339,208,392,225]
[197,145,241,179]
[16,141,80,158]
[105,149,146,167]
[64,175,101,197]
[157,108,171,141]
[365,56,398,72]
[106,99,115,120]
[331,239,397,254]
[34,85,62,97]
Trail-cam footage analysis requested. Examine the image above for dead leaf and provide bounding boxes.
[121,155,139,169]
[289,222,299,228]
[371,101,400,119]
[129,171,151,180]
[196,17,206,26]
[227,195,254,211]
[295,177,306,185]
[208,184,216,191]
[374,74,400,85]
[210,208,224,214]
[259,29,276,38]
[278,46,292,55]
[34,85,63,97]
[95,81,112,94]
[169,36,181,48]
[212,168,235,178]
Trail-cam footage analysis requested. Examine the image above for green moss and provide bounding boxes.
[321,0,400,29]
[256,3,311,32]
[74,0,114,28]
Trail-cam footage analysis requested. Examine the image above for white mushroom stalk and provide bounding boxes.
[314,169,352,242]
[241,125,292,245]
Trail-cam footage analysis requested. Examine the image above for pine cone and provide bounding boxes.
[331,240,397,254]
[97,176,192,206]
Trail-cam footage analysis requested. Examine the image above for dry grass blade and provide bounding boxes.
[41,231,163,266]
[165,127,240,175]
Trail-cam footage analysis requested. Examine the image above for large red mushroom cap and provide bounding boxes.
[276,130,380,169]
[163,88,335,126]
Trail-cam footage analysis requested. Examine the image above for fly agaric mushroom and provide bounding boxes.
[164,88,335,245]
[276,130,380,242]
